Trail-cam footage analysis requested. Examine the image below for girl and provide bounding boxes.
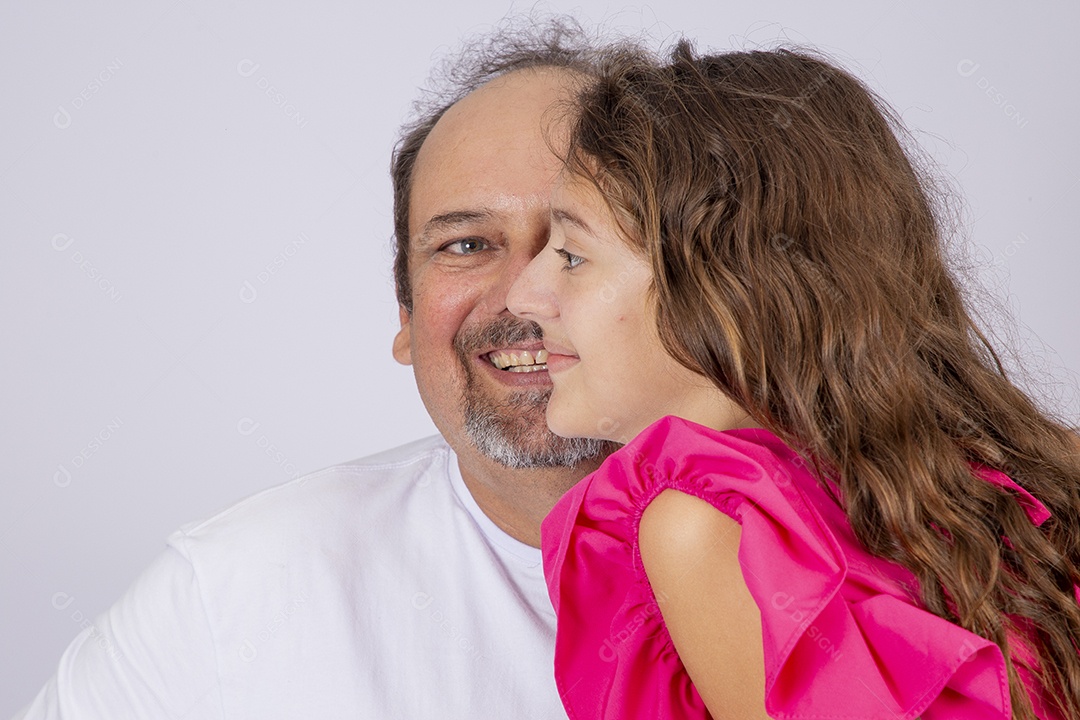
[507,43,1080,719]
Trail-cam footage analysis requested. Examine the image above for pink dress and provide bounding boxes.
[542,416,1065,719]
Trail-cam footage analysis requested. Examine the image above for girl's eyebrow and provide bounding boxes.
[551,207,597,237]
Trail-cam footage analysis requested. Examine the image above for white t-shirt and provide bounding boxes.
[15,436,568,719]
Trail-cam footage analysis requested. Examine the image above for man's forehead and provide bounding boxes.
[441,66,581,131]
[408,68,579,236]
[418,68,578,167]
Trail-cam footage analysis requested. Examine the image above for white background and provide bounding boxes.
[2,0,1077,713]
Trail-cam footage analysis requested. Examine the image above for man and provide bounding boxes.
[15,21,614,719]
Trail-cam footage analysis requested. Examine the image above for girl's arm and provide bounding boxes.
[639,489,771,719]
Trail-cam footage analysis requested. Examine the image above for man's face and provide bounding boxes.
[393,68,606,467]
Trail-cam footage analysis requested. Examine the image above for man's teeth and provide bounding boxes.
[489,349,550,372]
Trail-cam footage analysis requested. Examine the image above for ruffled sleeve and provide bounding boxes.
[541,415,1016,720]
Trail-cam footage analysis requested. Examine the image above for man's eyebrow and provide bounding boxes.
[551,208,596,236]
[419,210,494,238]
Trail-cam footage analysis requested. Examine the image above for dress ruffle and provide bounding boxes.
[542,415,1041,719]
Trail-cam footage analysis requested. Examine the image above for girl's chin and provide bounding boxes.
[545,407,590,441]
[546,408,625,444]
[544,420,582,440]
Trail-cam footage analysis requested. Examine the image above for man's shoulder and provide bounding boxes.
[172,434,453,554]
[338,433,451,470]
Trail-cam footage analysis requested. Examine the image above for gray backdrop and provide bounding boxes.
[2,0,1077,713]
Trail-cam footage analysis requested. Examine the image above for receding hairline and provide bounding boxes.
[420,64,589,145]
[405,65,590,237]
[471,63,592,92]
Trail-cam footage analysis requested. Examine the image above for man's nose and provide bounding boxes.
[506,249,558,321]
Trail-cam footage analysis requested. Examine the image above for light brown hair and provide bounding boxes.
[567,41,1080,718]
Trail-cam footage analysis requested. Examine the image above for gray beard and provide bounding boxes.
[462,384,613,469]
[455,317,614,469]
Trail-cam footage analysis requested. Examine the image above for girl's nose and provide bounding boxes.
[507,247,560,321]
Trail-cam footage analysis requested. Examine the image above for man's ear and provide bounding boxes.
[391,305,412,365]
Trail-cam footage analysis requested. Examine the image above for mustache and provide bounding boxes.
[453,316,544,358]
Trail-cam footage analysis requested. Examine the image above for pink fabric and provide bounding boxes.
[542,415,1064,719]
[972,464,1051,526]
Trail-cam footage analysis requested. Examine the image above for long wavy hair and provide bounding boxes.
[565,41,1080,718]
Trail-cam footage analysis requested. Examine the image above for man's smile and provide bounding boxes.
[486,348,550,372]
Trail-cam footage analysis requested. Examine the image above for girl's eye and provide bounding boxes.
[442,237,487,255]
[554,247,584,270]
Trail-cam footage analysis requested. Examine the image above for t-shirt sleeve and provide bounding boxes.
[13,532,225,720]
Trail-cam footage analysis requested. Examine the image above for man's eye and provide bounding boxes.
[554,247,584,270]
[441,238,488,255]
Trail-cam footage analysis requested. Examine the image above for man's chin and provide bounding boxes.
[462,388,613,469]
[453,314,616,468]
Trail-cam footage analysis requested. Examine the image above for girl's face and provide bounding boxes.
[507,173,754,443]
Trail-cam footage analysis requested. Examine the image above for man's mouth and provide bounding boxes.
[485,349,550,373]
